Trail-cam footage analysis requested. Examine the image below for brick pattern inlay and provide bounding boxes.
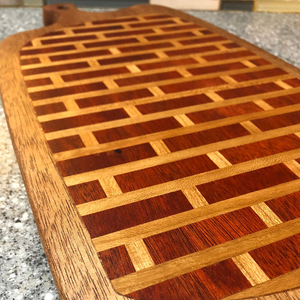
[20,11,300,300]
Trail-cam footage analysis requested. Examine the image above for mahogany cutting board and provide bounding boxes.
[1,3,300,300]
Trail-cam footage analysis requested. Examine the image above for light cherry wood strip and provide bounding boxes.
[221,75,238,84]
[79,132,99,147]
[147,86,165,96]
[181,187,209,208]
[98,177,122,197]
[275,80,293,90]
[241,60,257,68]
[125,240,155,271]
[123,105,142,117]
[254,100,274,111]
[251,203,282,227]
[205,91,224,102]
[232,253,270,286]
[174,114,194,127]
[240,121,263,134]
[126,65,141,73]
[63,99,80,111]
[149,140,171,156]
[284,160,300,178]
[207,151,232,168]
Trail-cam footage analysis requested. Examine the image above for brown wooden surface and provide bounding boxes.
[1,3,300,300]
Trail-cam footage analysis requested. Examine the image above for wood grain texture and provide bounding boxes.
[1,3,300,300]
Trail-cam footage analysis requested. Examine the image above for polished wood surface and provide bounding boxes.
[1,3,300,300]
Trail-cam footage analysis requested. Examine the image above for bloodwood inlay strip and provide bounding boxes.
[7,5,300,300]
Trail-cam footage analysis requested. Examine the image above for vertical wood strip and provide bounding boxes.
[98,177,122,197]
[127,65,142,73]
[190,54,207,63]
[241,60,257,68]
[275,80,293,89]
[79,132,99,147]
[148,86,165,96]
[181,186,209,208]
[149,140,171,156]
[87,60,100,68]
[156,51,169,59]
[221,75,238,84]
[50,74,65,86]
[251,203,282,227]
[240,121,262,134]
[110,48,121,55]
[39,56,51,64]
[177,68,192,78]
[74,43,86,50]
[207,151,232,168]
[125,240,155,271]
[64,99,80,111]
[174,114,194,127]
[123,105,142,117]
[232,253,270,286]
[205,91,224,102]
[284,160,300,178]
[104,79,119,89]
[254,100,274,111]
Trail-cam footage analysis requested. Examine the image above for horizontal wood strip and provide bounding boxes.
[47,99,299,141]
[223,268,300,300]
[111,217,300,295]
[20,33,222,59]
[28,63,275,94]
[23,54,259,80]
[31,73,294,107]
[80,150,300,220]
[66,124,300,186]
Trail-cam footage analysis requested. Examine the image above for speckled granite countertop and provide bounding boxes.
[0,6,299,300]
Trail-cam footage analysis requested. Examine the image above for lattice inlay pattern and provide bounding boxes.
[20,12,300,300]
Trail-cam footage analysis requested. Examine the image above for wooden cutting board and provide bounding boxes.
[1,3,300,300]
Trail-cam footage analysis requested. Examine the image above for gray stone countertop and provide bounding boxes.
[0,6,299,300]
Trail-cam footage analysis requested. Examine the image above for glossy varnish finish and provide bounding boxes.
[1,3,300,300]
